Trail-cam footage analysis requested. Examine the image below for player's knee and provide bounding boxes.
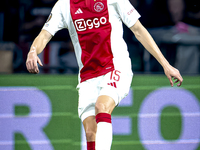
[95,102,109,114]
[85,130,96,141]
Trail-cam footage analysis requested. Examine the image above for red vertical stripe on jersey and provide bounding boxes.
[70,0,114,82]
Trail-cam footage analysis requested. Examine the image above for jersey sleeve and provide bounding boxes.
[115,0,141,28]
[42,1,66,36]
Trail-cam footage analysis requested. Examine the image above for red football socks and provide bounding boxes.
[95,113,112,124]
[87,141,95,150]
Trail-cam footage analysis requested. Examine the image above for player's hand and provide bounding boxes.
[164,65,183,87]
[26,50,43,74]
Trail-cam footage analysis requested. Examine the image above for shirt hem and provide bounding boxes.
[80,67,114,83]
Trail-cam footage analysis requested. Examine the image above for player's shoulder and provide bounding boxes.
[108,0,130,5]
[53,0,70,10]
[57,0,68,2]
[55,0,69,5]
[108,0,118,4]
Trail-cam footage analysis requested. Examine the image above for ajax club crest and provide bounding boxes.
[94,2,104,12]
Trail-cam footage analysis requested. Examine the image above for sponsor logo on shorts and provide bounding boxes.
[74,17,107,31]
[108,82,117,88]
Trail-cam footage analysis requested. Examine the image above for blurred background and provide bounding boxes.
[0,0,200,150]
[0,0,199,75]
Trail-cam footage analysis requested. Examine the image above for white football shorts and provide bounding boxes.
[77,64,133,122]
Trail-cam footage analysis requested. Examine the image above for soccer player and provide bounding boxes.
[26,0,183,149]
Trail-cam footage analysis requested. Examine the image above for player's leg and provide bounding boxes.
[82,116,97,150]
[81,96,115,150]
[77,78,99,150]
[95,66,133,150]
[95,95,116,150]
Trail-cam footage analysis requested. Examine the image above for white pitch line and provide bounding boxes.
[139,112,200,118]
[0,113,52,118]
[141,139,200,145]
[0,140,52,145]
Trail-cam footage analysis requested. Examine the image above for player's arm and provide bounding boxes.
[130,20,183,87]
[26,29,53,74]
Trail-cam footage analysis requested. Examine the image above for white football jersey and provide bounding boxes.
[43,0,141,83]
